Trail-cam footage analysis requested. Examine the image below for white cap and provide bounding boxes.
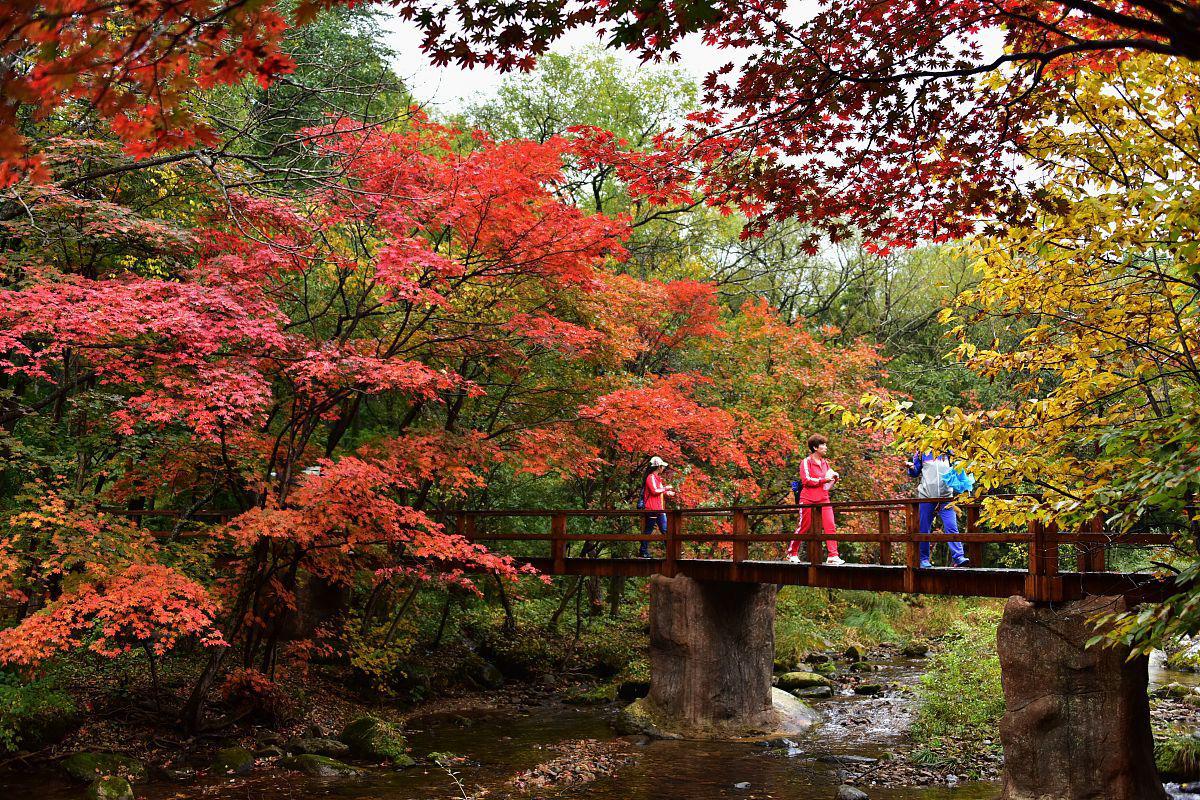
[649,456,668,468]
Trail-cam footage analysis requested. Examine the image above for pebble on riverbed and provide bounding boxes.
[506,739,636,795]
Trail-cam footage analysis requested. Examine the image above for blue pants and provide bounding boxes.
[919,502,965,564]
[641,512,667,557]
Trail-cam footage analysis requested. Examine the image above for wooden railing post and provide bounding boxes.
[1077,516,1106,572]
[965,504,984,566]
[878,508,892,565]
[551,513,567,574]
[904,501,919,593]
[807,502,823,583]
[1025,519,1063,602]
[731,509,749,563]
[663,510,683,577]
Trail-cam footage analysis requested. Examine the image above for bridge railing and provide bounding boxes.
[98,499,1183,601]
[446,498,1178,602]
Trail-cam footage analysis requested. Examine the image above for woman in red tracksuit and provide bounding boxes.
[786,434,844,565]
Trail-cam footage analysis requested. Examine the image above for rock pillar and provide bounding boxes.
[620,574,816,740]
[997,595,1165,800]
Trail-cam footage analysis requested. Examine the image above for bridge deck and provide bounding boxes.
[449,498,1182,602]
[514,558,1167,601]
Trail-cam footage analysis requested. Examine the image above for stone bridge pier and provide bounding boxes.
[620,574,817,740]
[996,595,1165,800]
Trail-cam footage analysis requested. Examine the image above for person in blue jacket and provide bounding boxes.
[908,452,970,568]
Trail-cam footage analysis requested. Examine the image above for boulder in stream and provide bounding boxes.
[62,753,147,784]
[836,785,870,800]
[339,716,415,767]
[853,683,884,695]
[211,747,255,775]
[87,776,134,800]
[793,685,833,699]
[281,754,365,778]
[776,671,832,691]
[843,645,865,663]
[285,737,350,757]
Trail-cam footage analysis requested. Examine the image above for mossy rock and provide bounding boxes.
[280,754,365,778]
[854,683,885,695]
[464,660,505,690]
[775,671,832,691]
[339,716,413,767]
[810,661,837,677]
[792,685,833,699]
[87,776,134,800]
[1165,640,1200,672]
[284,737,349,757]
[211,747,255,775]
[1157,732,1200,779]
[1157,682,1197,700]
[849,662,877,673]
[843,645,865,663]
[901,641,930,658]
[62,753,147,784]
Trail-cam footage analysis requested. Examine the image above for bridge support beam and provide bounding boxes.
[997,595,1165,800]
[619,574,816,740]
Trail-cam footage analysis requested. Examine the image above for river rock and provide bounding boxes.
[87,776,134,800]
[793,686,833,699]
[776,671,832,690]
[843,645,865,663]
[62,753,147,784]
[997,595,1165,800]
[901,641,929,658]
[811,661,837,677]
[1158,682,1197,700]
[853,684,884,695]
[836,785,870,800]
[817,755,879,765]
[465,659,505,690]
[280,754,364,778]
[211,747,255,775]
[339,716,415,767]
[285,737,350,757]
[849,662,876,673]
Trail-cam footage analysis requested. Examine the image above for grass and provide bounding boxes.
[908,608,1005,772]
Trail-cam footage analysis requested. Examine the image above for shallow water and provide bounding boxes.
[0,657,1001,800]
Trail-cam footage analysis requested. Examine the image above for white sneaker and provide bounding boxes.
[825,556,845,566]
[787,555,801,564]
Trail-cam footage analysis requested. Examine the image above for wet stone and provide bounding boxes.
[211,747,255,775]
[837,785,870,800]
[87,776,134,800]
[62,753,147,784]
[794,685,834,699]
[280,754,365,779]
[285,737,349,757]
[854,684,885,695]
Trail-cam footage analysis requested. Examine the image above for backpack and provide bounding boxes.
[918,456,952,498]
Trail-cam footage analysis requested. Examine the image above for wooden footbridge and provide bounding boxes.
[446,497,1179,603]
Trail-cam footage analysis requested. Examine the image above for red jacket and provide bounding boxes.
[798,454,833,502]
[643,472,669,511]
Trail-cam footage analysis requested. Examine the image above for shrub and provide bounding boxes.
[910,613,1005,772]
[0,672,79,752]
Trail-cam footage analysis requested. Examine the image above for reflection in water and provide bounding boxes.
[0,675,999,800]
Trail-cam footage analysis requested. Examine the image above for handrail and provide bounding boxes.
[99,498,1182,602]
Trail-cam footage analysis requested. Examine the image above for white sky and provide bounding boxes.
[376,11,749,113]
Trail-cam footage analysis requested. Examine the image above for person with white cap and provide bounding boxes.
[639,456,676,558]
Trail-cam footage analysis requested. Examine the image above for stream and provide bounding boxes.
[6,652,1200,799]
[0,657,999,800]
